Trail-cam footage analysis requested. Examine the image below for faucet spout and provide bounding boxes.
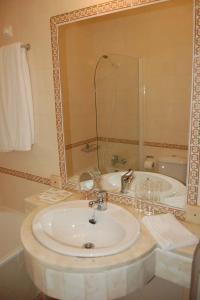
[89,190,107,211]
[121,169,135,194]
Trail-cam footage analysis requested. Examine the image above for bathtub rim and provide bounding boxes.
[0,206,25,267]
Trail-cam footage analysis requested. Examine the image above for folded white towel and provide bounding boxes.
[142,213,199,250]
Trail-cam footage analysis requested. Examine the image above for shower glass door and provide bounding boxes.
[94,54,140,174]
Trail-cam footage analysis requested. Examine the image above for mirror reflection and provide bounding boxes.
[79,172,94,193]
[59,0,192,209]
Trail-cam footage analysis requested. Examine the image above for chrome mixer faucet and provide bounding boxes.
[89,190,107,211]
[121,169,135,193]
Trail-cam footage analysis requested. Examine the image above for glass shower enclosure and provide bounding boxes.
[94,53,142,174]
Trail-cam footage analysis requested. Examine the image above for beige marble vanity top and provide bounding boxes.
[22,190,200,272]
[21,190,200,297]
[21,206,156,272]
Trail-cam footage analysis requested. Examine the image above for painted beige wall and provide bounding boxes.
[0,0,112,209]
[0,173,47,211]
[0,0,109,175]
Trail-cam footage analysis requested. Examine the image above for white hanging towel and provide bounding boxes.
[0,42,34,151]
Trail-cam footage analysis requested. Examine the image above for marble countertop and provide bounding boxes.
[21,206,156,272]
[21,191,200,273]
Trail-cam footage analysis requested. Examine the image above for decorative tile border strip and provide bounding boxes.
[144,141,188,150]
[65,137,97,150]
[194,0,200,56]
[99,137,188,150]
[108,192,186,220]
[98,136,139,145]
[188,1,200,205]
[0,167,50,185]
[50,0,199,209]
[65,181,186,219]
[65,136,188,150]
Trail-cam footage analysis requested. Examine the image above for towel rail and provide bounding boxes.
[21,43,31,51]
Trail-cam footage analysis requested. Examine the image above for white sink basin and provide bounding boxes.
[101,171,186,199]
[32,200,140,257]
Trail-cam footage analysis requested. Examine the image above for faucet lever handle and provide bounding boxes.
[126,169,134,176]
[89,191,107,210]
[95,190,107,201]
[122,169,134,181]
[121,169,135,193]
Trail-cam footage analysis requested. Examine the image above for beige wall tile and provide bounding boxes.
[143,145,187,171]
[98,142,139,173]
[66,145,98,176]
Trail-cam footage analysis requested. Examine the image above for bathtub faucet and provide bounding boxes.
[121,169,135,194]
[111,154,127,166]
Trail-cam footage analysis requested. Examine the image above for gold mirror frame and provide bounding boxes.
[50,0,200,217]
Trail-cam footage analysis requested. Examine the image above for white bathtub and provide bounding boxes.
[0,206,38,300]
[0,207,24,266]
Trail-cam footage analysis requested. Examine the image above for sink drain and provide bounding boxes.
[83,242,95,249]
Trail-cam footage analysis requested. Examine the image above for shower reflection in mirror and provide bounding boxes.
[59,0,192,209]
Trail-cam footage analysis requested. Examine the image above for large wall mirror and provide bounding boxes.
[51,0,198,213]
